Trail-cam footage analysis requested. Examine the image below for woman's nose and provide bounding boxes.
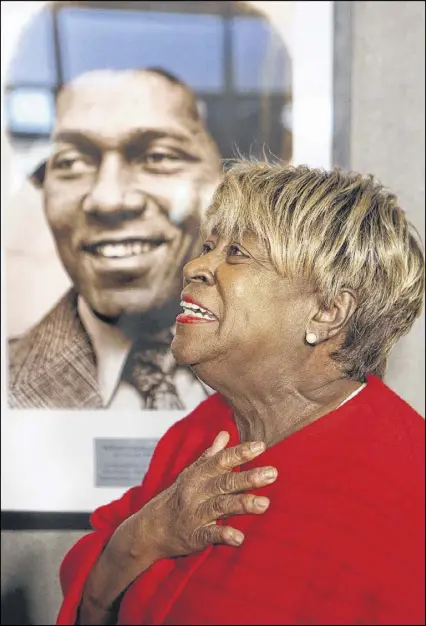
[183,255,216,286]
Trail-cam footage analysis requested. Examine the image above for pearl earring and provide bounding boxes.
[306,332,317,345]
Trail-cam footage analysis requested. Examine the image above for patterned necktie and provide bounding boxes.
[121,331,184,410]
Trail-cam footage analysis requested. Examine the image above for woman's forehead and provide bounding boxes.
[204,228,267,249]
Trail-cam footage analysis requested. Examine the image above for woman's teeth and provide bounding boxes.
[180,301,216,320]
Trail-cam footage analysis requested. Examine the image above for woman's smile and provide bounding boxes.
[177,296,218,323]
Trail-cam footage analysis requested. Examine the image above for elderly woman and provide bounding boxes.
[57,161,425,626]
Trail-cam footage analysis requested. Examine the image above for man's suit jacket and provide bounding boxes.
[8,290,107,409]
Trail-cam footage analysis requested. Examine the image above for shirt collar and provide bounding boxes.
[338,382,367,408]
[78,296,132,407]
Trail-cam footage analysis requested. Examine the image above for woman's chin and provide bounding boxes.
[171,337,200,366]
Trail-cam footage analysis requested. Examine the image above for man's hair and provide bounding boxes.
[136,67,202,122]
[202,160,425,381]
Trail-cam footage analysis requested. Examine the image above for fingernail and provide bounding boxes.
[254,497,270,509]
[231,531,244,545]
[263,468,277,480]
[250,442,265,454]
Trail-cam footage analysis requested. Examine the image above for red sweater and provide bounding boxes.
[57,376,425,625]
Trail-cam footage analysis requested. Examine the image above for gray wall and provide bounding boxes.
[334,0,425,416]
[2,3,425,625]
[1,531,87,625]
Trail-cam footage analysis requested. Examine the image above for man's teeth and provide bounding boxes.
[93,241,159,258]
[180,301,216,320]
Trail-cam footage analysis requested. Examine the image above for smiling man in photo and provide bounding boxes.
[8,68,222,410]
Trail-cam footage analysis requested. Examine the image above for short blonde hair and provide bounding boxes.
[202,160,425,381]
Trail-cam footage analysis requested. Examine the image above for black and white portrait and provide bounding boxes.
[4,0,294,412]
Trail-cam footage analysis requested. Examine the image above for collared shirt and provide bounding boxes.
[78,297,210,410]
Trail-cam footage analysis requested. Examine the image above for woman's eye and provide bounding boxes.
[228,245,245,257]
[200,243,213,255]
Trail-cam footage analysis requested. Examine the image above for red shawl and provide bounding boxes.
[57,376,425,625]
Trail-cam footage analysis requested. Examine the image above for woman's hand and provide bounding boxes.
[79,432,278,624]
[125,431,278,561]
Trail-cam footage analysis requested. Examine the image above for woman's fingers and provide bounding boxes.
[193,522,246,548]
[208,431,231,457]
[210,466,278,495]
[194,437,277,498]
[193,431,231,466]
[203,440,266,475]
[200,493,271,523]
[168,434,276,555]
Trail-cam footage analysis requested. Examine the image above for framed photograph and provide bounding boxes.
[1,0,333,526]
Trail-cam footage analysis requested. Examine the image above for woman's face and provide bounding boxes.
[171,232,317,379]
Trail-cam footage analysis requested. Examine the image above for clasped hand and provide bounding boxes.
[127,430,278,561]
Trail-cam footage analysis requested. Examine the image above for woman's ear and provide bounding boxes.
[307,290,358,344]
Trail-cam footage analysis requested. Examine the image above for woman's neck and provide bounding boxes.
[195,360,364,447]
[235,377,364,446]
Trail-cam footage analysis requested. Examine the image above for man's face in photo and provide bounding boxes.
[43,70,222,322]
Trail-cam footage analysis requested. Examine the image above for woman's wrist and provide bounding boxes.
[108,510,163,569]
[79,512,160,624]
